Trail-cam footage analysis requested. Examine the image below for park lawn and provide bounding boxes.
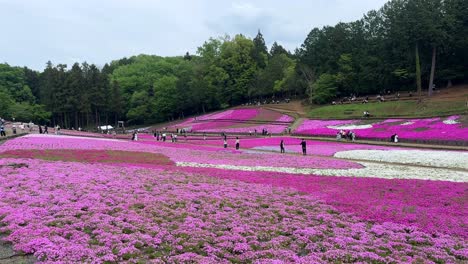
[308,100,467,119]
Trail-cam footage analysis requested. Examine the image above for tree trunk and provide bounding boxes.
[428,46,436,96]
[415,42,422,100]
[95,108,99,127]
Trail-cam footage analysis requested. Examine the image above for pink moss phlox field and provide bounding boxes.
[189,137,402,156]
[201,114,294,133]
[0,158,466,263]
[169,108,259,131]
[1,135,361,169]
[180,166,468,240]
[167,108,294,133]
[295,115,468,141]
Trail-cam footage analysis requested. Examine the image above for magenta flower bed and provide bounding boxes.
[189,137,399,156]
[295,116,468,141]
[167,108,294,133]
[0,158,466,263]
[170,108,260,131]
[202,115,294,133]
[1,135,361,169]
[182,166,468,240]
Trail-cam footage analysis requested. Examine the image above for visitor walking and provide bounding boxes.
[0,125,6,137]
[44,125,48,134]
[38,125,43,134]
[336,131,342,140]
[223,139,228,148]
[12,125,17,135]
[235,137,240,150]
[280,140,285,153]
[300,139,307,156]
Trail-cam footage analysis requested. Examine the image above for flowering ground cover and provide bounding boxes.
[188,137,468,170]
[180,166,468,239]
[167,108,294,133]
[0,158,466,263]
[189,136,397,156]
[1,135,361,170]
[295,115,468,141]
[0,134,467,262]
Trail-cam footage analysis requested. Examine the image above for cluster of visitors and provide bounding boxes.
[0,118,5,137]
[390,133,399,143]
[37,125,48,134]
[243,98,290,106]
[154,131,167,142]
[219,133,240,150]
[363,111,371,118]
[131,130,139,141]
[336,130,356,141]
[54,125,61,135]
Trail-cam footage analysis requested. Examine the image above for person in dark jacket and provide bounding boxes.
[280,140,285,153]
[300,139,307,155]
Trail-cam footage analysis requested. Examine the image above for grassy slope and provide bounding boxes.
[308,100,467,119]
[308,86,468,119]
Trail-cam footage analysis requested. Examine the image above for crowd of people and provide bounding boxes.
[332,90,412,106]
[336,130,356,141]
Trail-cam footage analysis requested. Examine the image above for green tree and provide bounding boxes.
[251,30,268,68]
[310,74,338,104]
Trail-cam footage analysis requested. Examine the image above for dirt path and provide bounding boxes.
[263,100,307,118]
[0,236,35,264]
[289,118,305,131]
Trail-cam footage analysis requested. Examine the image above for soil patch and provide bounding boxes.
[413,127,430,132]
[0,149,174,166]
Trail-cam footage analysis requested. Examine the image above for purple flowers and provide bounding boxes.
[168,108,294,133]
[0,134,466,262]
[0,158,466,263]
[295,116,468,141]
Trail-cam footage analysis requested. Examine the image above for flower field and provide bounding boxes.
[295,115,468,141]
[167,108,293,133]
[0,134,466,263]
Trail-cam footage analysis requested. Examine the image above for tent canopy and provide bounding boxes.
[98,125,113,130]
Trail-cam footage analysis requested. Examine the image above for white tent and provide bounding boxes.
[98,125,114,130]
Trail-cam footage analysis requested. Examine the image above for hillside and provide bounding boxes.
[307,85,468,119]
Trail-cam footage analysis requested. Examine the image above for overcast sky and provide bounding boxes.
[0,0,388,71]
